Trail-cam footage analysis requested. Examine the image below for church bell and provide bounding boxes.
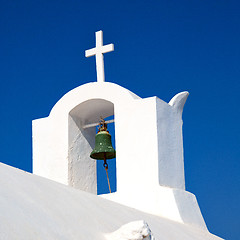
[90,119,116,160]
[90,118,116,193]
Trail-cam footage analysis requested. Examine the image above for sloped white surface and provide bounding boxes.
[0,163,223,240]
[105,220,156,240]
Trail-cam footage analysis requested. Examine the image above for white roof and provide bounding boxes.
[0,163,223,240]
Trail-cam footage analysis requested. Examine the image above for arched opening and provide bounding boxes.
[68,99,116,194]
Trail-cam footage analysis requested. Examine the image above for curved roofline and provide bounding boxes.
[49,82,141,117]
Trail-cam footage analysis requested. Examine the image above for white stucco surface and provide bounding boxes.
[0,163,224,240]
[33,82,140,192]
[102,184,206,230]
[33,82,187,190]
[105,220,156,240]
[32,82,207,229]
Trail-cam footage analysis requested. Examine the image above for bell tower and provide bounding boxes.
[32,30,207,230]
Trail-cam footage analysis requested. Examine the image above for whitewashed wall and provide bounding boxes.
[32,82,206,229]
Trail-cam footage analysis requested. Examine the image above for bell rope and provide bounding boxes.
[104,159,111,193]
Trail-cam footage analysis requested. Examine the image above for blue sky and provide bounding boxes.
[0,0,239,239]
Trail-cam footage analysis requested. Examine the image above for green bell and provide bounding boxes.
[90,119,116,160]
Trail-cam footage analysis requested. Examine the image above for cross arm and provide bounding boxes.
[85,48,97,58]
[102,44,114,54]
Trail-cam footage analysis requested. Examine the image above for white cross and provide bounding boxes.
[85,30,114,83]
